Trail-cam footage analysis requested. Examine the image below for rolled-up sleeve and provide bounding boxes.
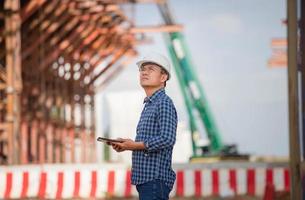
[144,99,177,152]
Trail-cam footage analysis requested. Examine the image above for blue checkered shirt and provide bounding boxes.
[131,88,178,190]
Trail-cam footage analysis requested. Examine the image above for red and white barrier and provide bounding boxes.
[172,167,289,197]
[0,163,289,199]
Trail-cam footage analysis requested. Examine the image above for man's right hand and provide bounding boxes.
[111,142,125,152]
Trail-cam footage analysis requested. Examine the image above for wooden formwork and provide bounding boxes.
[0,0,140,165]
[0,0,182,165]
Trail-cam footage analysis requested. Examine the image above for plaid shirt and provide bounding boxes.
[131,88,178,190]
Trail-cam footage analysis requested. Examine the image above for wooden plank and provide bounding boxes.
[22,2,72,59]
[271,38,287,47]
[75,12,129,62]
[69,128,75,163]
[23,0,61,35]
[36,7,127,70]
[77,40,117,82]
[89,93,96,162]
[0,83,6,90]
[35,13,105,71]
[287,0,302,199]
[94,50,135,92]
[46,124,54,163]
[5,0,22,164]
[70,28,119,67]
[0,123,7,131]
[22,16,81,70]
[60,20,98,55]
[21,0,48,22]
[77,30,134,82]
[74,0,165,3]
[0,67,6,82]
[87,47,130,85]
[54,127,61,163]
[300,0,305,192]
[73,29,120,66]
[130,24,183,33]
[23,4,134,74]
[20,121,28,164]
[38,122,46,163]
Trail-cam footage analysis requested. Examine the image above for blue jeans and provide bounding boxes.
[136,179,171,200]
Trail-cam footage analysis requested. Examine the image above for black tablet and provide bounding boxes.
[97,137,123,143]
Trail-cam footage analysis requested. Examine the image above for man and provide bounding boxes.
[109,52,178,200]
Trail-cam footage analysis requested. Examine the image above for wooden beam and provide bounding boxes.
[77,37,119,82]
[74,23,122,64]
[64,10,124,61]
[33,11,115,71]
[74,0,165,4]
[46,123,54,163]
[5,0,22,164]
[20,121,28,164]
[74,29,104,61]
[131,0,166,3]
[22,16,82,70]
[77,29,135,82]
[0,67,6,82]
[0,123,7,131]
[94,50,136,92]
[38,18,95,71]
[0,0,55,43]
[21,0,48,22]
[23,0,61,35]
[130,24,183,33]
[89,96,96,162]
[22,1,69,53]
[22,2,72,59]
[287,0,302,199]
[22,3,133,73]
[299,0,305,193]
[67,2,118,15]
[87,47,130,85]
[29,119,38,163]
[0,83,6,90]
[61,21,99,57]
[35,13,106,71]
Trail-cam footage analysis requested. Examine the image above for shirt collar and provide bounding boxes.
[143,88,165,104]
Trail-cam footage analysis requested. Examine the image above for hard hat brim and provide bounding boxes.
[136,60,171,80]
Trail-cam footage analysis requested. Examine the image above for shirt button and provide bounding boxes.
[144,153,148,157]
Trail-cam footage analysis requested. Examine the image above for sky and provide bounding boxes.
[97,0,288,157]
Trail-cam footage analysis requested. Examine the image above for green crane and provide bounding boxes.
[158,2,241,160]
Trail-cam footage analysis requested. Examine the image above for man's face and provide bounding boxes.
[139,63,168,88]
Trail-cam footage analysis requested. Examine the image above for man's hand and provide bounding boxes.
[110,138,146,152]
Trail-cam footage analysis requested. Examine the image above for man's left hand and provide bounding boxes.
[111,138,146,152]
[111,138,133,152]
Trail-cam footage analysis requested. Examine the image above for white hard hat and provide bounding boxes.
[136,52,171,80]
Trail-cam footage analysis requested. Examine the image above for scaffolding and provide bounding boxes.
[0,0,182,165]
[0,0,140,165]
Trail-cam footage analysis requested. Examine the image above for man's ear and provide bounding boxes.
[161,73,168,83]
